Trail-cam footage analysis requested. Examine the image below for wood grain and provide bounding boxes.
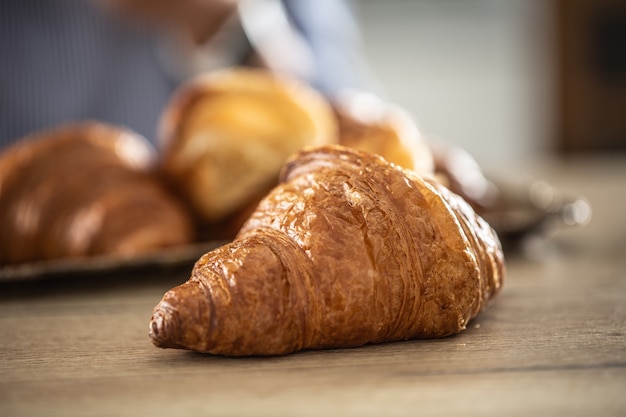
[1,156,625,416]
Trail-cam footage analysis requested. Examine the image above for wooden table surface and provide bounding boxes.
[1,156,625,417]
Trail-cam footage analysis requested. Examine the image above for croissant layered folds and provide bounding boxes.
[150,145,504,356]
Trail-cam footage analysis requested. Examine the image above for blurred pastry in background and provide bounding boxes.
[333,90,435,177]
[332,90,497,215]
[158,67,337,238]
[0,122,195,265]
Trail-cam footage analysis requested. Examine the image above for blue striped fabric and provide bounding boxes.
[0,0,178,149]
[0,0,372,151]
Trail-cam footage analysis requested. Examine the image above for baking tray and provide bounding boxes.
[0,240,227,283]
[481,178,592,245]
[0,179,590,283]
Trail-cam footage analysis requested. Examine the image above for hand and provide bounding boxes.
[100,0,240,44]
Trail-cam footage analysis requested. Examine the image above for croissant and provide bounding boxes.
[149,145,504,356]
[159,67,337,233]
[0,122,194,264]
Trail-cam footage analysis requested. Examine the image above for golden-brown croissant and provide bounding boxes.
[149,145,504,356]
[159,67,337,232]
[0,122,194,265]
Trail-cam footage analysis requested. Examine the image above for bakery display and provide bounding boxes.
[149,145,505,356]
[158,67,338,235]
[0,65,517,354]
[0,122,194,265]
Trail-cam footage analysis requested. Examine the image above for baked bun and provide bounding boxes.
[159,67,338,228]
[0,122,194,265]
[334,90,434,176]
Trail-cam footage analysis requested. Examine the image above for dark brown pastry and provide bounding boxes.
[0,122,194,264]
[150,145,505,356]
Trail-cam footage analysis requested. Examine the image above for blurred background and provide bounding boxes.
[1,0,624,171]
[355,0,626,171]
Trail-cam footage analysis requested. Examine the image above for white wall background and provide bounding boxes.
[355,0,555,171]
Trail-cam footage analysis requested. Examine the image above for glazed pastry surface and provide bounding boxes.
[150,145,504,356]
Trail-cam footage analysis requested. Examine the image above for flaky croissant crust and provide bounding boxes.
[150,146,504,356]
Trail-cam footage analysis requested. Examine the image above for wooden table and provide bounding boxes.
[1,156,625,416]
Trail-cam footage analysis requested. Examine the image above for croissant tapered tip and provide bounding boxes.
[149,282,213,351]
[149,311,163,342]
[149,301,177,349]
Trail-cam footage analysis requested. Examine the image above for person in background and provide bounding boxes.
[0,0,379,149]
